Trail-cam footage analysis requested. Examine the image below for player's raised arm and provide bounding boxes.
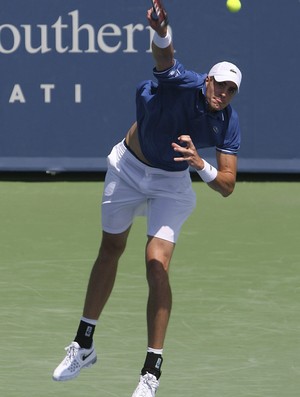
[146,4,174,71]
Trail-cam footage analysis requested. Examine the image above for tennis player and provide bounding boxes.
[53,6,242,397]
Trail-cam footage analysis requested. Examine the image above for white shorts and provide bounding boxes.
[101,140,196,243]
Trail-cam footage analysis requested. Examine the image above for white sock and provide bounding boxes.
[81,316,98,326]
[147,347,163,355]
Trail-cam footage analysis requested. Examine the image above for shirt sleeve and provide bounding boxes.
[153,59,205,89]
[216,107,241,155]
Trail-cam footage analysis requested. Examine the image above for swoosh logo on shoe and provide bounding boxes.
[82,350,94,361]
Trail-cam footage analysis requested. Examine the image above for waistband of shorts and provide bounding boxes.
[119,139,189,177]
[123,139,152,167]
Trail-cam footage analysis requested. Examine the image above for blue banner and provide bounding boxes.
[0,0,299,173]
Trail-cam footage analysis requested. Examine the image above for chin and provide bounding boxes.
[215,102,225,111]
[211,103,221,112]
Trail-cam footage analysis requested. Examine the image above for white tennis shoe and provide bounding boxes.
[52,341,97,381]
[132,372,160,397]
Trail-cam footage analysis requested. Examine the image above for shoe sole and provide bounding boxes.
[52,356,97,381]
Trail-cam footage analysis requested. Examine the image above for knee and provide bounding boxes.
[99,233,127,261]
[146,260,170,290]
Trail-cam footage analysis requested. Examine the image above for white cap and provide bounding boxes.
[208,61,242,91]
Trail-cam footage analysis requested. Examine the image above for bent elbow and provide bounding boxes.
[220,184,235,198]
[221,190,232,198]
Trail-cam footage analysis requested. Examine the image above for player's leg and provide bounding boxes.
[53,141,146,382]
[131,236,174,397]
[145,236,174,351]
[52,228,131,382]
[137,219,179,382]
[82,229,131,321]
[132,172,196,397]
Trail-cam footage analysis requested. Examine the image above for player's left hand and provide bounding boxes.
[172,135,205,170]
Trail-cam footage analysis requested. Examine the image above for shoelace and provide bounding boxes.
[63,343,79,364]
[137,374,159,397]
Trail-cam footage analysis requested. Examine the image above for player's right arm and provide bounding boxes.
[146,8,174,71]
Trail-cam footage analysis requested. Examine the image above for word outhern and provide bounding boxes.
[0,10,165,54]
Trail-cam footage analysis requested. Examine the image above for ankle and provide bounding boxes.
[141,351,163,380]
[74,317,97,349]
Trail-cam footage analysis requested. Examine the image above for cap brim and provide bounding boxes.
[214,74,240,92]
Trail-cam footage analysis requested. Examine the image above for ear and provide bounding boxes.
[205,76,212,87]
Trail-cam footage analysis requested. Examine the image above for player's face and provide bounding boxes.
[205,77,237,111]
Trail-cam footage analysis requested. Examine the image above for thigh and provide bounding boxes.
[147,193,196,243]
[99,229,132,259]
[142,168,196,243]
[101,167,147,234]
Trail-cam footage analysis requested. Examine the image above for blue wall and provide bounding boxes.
[0,0,299,173]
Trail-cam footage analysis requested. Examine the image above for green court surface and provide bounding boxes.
[0,179,299,397]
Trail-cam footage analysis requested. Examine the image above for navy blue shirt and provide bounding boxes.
[136,59,241,171]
